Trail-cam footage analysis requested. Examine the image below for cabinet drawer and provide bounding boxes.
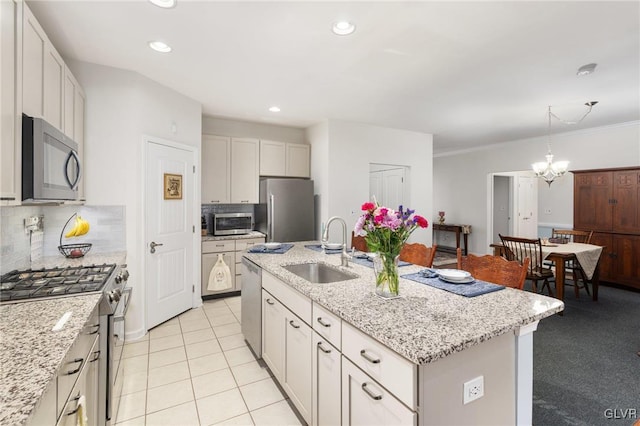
[342,322,417,409]
[236,238,265,251]
[202,240,235,253]
[312,303,341,350]
[342,357,416,425]
[262,271,311,325]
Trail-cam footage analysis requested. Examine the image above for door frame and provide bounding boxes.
[142,135,201,334]
[487,170,538,252]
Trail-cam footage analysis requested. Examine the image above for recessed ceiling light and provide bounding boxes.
[577,63,597,76]
[149,41,172,53]
[149,0,176,8]
[332,21,356,36]
[268,106,281,113]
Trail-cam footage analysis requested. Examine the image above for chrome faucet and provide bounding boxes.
[322,216,351,267]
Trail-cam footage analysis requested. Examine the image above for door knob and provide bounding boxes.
[150,241,164,253]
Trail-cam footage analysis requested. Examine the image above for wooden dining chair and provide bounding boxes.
[456,250,529,290]
[550,229,594,298]
[351,231,369,252]
[499,234,555,295]
[399,243,438,267]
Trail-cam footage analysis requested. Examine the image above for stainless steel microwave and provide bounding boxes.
[22,114,80,201]
[213,213,254,236]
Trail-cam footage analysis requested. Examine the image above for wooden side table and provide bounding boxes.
[433,224,470,255]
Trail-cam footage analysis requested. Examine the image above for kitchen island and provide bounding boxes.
[244,242,563,425]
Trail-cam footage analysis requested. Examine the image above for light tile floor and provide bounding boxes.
[116,296,303,426]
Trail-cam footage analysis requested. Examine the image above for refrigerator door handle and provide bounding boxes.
[269,193,275,241]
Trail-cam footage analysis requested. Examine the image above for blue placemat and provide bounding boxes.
[401,272,505,297]
[305,244,343,254]
[248,243,294,254]
[351,256,412,268]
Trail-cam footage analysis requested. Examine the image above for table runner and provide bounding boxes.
[304,244,343,254]
[401,272,505,297]
[351,256,412,268]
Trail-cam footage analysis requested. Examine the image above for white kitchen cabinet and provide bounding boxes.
[342,357,416,426]
[286,143,310,178]
[283,311,312,424]
[201,240,236,297]
[231,137,259,203]
[202,135,231,204]
[64,67,86,200]
[312,333,342,426]
[43,43,64,130]
[0,0,19,204]
[262,289,286,382]
[21,3,45,120]
[234,237,264,291]
[260,140,286,176]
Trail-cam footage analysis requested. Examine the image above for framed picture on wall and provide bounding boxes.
[164,173,183,200]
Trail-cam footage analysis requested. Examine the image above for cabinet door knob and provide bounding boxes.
[360,349,380,364]
[266,298,275,305]
[361,383,383,400]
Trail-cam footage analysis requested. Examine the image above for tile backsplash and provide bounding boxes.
[0,205,126,274]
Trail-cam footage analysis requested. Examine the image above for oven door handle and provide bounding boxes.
[114,287,132,322]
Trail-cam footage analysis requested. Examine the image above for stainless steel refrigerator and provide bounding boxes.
[256,178,315,242]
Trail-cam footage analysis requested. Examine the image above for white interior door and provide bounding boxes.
[516,176,538,238]
[383,168,405,210]
[145,140,195,329]
[369,171,383,204]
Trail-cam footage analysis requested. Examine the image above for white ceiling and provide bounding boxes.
[28,1,640,154]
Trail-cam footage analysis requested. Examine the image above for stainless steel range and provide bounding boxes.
[0,263,131,426]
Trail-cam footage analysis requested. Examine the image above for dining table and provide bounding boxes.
[490,242,604,303]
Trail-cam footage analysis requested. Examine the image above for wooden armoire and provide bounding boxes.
[573,167,640,289]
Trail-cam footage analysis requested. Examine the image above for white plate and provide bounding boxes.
[437,269,471,281]
[264,242,282,250]
[323,243,343,250]
[439,276,475,284]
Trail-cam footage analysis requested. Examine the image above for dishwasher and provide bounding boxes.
[241,257,262,358]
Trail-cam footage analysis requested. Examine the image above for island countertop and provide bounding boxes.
[244,242,564,365]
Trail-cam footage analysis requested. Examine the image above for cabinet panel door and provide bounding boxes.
[201,252,236,296]
[262,290,285,382]
[1,0,17,202]
[64,71,76,138]
[284,314,312,424]
[231,138,259,203]
[341,358,416,426]
[22,5,46,118]
[260,140,286,176]
[590,233,613,282]
[312,333,341,426]
[613,170,640,234]
[43,45,64,130]
[286,143,310,178]
[202,135,231,204]
[574,172,613,231]
[613,234,640,289]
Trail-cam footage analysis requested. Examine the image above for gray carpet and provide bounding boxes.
[532,283,640,425]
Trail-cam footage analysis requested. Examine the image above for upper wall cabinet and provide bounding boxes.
[202,135,231,204]
[1,0,18,204]
[231,138,259,203]
[260,140,310,178]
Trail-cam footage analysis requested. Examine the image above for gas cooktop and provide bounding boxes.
[0,264,116,303]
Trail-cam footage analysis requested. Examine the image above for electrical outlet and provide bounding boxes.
[463,376,484,404]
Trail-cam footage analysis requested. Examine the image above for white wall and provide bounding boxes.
[434,122,640,255]
[202,115,307,144]
[309,120,433,245]
[69,60,202,340]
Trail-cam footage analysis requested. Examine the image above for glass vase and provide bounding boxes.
[373,252,400,298]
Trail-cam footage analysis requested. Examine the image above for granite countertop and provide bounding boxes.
[0,294,102,426]
[0,251,126,425]
[244,242,564,365]
[202,231,266,242]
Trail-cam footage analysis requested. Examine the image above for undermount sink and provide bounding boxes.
[283,262,358,284]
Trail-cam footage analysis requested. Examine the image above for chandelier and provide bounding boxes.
[532,102,597,186]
